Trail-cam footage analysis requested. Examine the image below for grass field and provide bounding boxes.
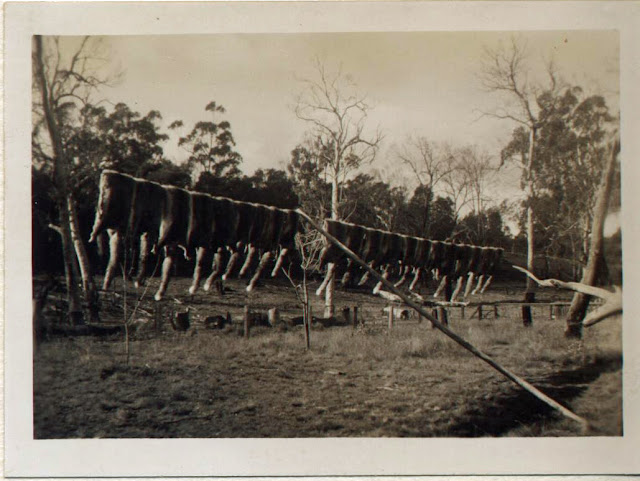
[33,275,622,438]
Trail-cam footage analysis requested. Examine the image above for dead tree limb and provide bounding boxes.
[513,266,621,328]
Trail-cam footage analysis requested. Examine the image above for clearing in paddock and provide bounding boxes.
[32,174,622,438]
[33,271,621,438]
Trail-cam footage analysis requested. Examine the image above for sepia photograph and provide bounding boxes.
[4,1,640,477]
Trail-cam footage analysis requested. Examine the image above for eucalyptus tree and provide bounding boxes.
[294,60,382,316]
[479,37,562,325]
[32,36,122,323]
[287,136,333,220]
[173,101,243,189]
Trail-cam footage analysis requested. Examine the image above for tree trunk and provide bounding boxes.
[522,127,537,326]
[422,188,432,237]
[35,36,84,325]
[582,214,592,265]
[68,196,100,322]
[544,255,550,278]
[33,278,56,350]
[569,237,580,280]
[325,171,340,318]
[303,272,311,350]
[325,270,335,318]
[565,140,619,338]
[476,192,483,242]
[68,197,93,294]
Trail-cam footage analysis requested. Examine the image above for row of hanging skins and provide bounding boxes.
[89,170,503,302]
[316,219,504,300]
[89,170,300,300]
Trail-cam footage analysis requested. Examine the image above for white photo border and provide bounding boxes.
[4,1,640,477]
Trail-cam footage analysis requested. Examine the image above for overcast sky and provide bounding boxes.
[66,30,619,209]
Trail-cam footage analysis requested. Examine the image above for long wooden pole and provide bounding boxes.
[296,208,589,429]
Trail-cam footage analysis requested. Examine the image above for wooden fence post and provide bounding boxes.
[437,306,448,326]
[388,304,394,331]
[431,308,438,328]
[353,306,359,329]
[244,305,250,339]
[268,307,279,327]
[477,304,483,320]
[522,291,535,327]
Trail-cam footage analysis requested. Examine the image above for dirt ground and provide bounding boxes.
[33,276,622,438]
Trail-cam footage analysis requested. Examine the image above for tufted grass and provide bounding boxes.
[33,277,622,438]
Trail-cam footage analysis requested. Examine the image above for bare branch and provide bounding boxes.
[478,37,539,127]
[294,61,380,148]
[513,266,622,327]
[476,109,531,127]
[68,37,91,77]
[293,58,382,221]
[583,301,622,327]
[48,224,63,235]
[396,136,459,194]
